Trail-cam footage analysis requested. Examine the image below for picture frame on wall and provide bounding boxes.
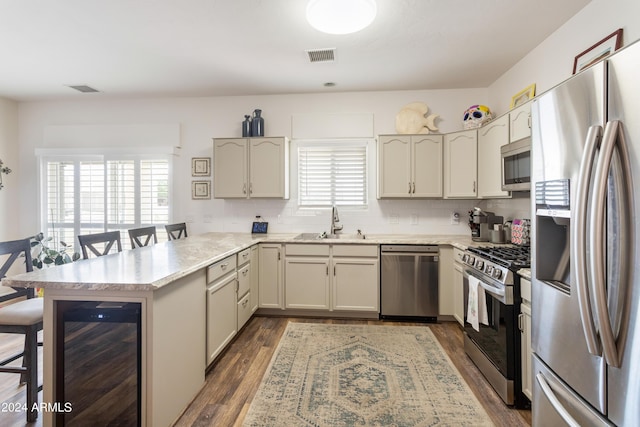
[192,180,211,199]
[573,28,623,74]
[191,157,211,177]
[510,84,536,109]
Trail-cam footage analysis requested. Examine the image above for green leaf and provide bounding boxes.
[60,241,68,247]
[55,255,64,265]
[43,257,54,264]
[72,252,81,261]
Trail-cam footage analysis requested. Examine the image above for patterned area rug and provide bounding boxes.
[243,323,494,427]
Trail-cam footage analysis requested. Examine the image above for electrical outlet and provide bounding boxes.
[410,214,418,225]
[390,214,399,224]
[204,215,213,223]
[451,212,460,225]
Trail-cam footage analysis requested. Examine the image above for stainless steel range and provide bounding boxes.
[461,245,530,408]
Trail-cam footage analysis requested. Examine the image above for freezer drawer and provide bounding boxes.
[532,354,612,427]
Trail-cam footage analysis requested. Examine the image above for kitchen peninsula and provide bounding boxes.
[2,232,478,426]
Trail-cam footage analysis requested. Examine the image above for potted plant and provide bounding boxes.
[31,232,80,269]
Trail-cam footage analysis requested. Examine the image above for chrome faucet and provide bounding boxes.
[330,205,343,235]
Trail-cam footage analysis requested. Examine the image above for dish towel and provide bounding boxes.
[467,275,489,332]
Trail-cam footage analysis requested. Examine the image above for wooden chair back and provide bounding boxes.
[0,238,34,301]
[77,231,123,259]
[165,223,188,241]
[128,226,158,249]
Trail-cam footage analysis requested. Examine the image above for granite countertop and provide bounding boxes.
[0,232,506,292]
[518,268,531,280]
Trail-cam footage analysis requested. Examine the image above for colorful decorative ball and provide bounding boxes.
[463,105,493,129]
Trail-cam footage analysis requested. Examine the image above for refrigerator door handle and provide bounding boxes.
[573,125,602,355]
[535,373,582,427]
[590,120,632,368]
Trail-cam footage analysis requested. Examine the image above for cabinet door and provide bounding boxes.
[478,115,511,198]
[510,103,531,142]
[453,262,464,326]
[437,247,454,316]
[249,138,288,198]
[249,245,259,313]
[520,302,532,400]
[412,135,443,197]
[258,244,283,309]
[206,274,238,365]
[332,258,379,312]
[444,130,477,198]
[285,257,330,309]
[378,135,412,198]
[213,139,248,198]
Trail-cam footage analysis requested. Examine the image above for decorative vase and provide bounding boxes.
[251,109,264,137]
[242,115,251,137]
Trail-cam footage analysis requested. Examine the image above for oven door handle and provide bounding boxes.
[464,269,507,301]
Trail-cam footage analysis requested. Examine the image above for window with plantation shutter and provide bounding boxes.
[298,140,368,207]
[42,155,171,248]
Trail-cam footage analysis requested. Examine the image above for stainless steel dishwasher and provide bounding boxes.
[380,245,439,321]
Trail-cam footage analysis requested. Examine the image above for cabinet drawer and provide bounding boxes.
[332,245,378,257]
[285,244,330,256]
[237,248,251,266]
[521,278,531,303]
[237,292,252,330]
[207,255,237,284]
[453,248,465,264]
[238,263,250,298]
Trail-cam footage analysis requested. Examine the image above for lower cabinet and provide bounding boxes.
[284,244,379,313]
[206,271,237,366]
[453,248,465,326]
[249,244,259,313]
[259,243,284,309]
[520,277,532,400]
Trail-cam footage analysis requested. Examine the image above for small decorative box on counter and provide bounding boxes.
[511,219,530,245]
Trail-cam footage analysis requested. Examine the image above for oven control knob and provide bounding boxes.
[486,265,494,275]
[475,260,484,269]
[468,256,475,265]
[492,269,502,280]
[462,254,469,263]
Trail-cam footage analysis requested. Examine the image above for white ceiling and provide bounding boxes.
[0,0,590,102]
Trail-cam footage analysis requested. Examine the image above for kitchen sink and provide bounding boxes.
[294,232,366,240]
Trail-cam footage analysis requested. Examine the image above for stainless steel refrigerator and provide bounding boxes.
[531,39,640,426]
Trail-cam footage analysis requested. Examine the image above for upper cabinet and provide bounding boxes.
[509,103,531,142]
[378,134,443,198]
[444,129,477,198]
[213,137,290,199]
[477,114,511,199]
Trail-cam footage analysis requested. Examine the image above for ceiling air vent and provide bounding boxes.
[306,48,336,63]
[68,85,99,93]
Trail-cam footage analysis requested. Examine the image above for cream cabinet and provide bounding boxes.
[519,277,532,400]
[437,246,454,317]
[206,255,238,366]
[453,248,465,326]
[331,245,379,312]
[510,103,531,142]
[258,243,284,309]
[249,244,259,313]
[378,134,443,198]
[285,244,331,309]
[478,114,511,198]
[213,137,289,199]
[444,129,477,198]
[284,244,379,313]
[236,248,251,330]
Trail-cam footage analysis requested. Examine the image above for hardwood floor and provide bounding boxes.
[175,316,532,427]
[0,316,532,427]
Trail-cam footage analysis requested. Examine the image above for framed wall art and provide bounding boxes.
[191,157,211,177]
[510,84,536,109]
[192,180,211,199]
[573,28,623,74]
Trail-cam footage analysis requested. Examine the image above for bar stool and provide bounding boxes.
[77,231,122,259]
[0,238,42,422]
[165,223,188,241]
[128,226,158,249]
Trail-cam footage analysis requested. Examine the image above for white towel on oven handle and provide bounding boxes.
[467,275,489,332]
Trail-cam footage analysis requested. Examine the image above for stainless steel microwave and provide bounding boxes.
[501,139,531,191]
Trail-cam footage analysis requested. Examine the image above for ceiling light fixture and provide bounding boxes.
[306,0,377,35]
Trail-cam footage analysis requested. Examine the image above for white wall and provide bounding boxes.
[16,88,534,238]
[488,0,640,115]
[0,97,19,241]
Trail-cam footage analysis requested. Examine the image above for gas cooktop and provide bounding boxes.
[467,246,531,270]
